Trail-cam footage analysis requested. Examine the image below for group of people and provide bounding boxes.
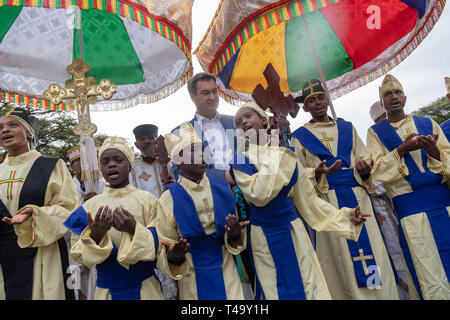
[0,72,449,300]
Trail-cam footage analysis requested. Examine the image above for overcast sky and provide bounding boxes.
[90,0,450,146]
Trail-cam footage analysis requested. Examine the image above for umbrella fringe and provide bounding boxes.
[0,68,193,112]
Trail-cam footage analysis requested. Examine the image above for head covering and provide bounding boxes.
[133,124,158,140]
[2,107,38,144]
[379,74,404,100]
[445,77,450,94]
[239,101,271,129]
[98,137,134,167]
[164,122,202,161]
[67,145,81,163]
[369,101,386,122]
[294,79,326,104]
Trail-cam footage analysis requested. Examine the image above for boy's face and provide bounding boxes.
[382,89,406,115]
[70,158,82,180]
[178,143,206,178]
[235,107,267,133]
[303,93,329,119]
[99,149,130,188]
[135,134,157,158]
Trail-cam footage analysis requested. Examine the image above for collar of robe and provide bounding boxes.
[5,150,39,166]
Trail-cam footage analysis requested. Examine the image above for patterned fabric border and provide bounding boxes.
[0,90,71,111]
[440,158,447,175]
[193,0,224,55]
[206,0,340,75]
[1,68,193,111]
[393,148,407,177]
[330,0,446,99]
[29,207,37,248]
[89,68,193,111]
[217,89,243,107]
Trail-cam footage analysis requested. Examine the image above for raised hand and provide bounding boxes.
[2,206,33,225]
[416,134,440,160]
[161,238,190,265]
[355,158,374,177]
[89,206,113,244]
[314,159,342,178]
[225,214,250,244]
[112,207,136,235]
[350,206,371,225]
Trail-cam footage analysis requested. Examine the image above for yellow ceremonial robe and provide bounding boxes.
[156,175,246,300]
[231,143,362,300]
[70,184,163,300]
[0,150,78,300]
[291,121,400,300]
[367,115,450,300]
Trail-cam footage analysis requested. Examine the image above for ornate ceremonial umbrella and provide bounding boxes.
[195,0,446,115]
[0,0,193,191]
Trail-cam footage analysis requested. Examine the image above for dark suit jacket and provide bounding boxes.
[171,114,236,180]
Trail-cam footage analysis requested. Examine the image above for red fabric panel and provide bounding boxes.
[321,0,418,69]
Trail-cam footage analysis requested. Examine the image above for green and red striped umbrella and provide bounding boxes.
[0,0,193,111]
[195,0,446,104]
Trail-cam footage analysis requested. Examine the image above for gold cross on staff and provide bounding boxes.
[352,248,374,276]
[43,59,117,137]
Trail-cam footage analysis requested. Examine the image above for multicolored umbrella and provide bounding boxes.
[0,0,193,111]
[195,0,446,105]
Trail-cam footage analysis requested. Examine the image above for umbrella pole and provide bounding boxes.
[76,7,85,61]
[301,14,337,120]
[74,9,95,192]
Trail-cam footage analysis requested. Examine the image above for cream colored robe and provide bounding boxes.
[290,121,400,300]
[70,184,163,300]
[0,150,78,300]
[366,115,450,300]
[231,143,363,300]
[156,175,246,300]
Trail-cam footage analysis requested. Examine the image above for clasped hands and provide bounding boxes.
[397,133,440,160]
[88,206,136,245]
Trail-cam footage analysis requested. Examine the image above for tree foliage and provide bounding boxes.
[411,96,450,124]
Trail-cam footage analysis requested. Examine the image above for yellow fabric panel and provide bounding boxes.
[229,22,290,93]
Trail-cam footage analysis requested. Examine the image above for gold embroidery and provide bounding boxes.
[138,171,151,181]
[352,248,374,276]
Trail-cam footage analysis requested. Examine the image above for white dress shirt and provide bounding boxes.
[195,112,233,171]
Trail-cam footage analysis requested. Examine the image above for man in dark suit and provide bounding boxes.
[172,72,235,184]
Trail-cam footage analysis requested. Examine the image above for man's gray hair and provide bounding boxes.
[187,72,217,95]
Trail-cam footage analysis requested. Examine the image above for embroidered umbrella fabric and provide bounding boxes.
[0,0,193,111]
[195,0,446,105]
